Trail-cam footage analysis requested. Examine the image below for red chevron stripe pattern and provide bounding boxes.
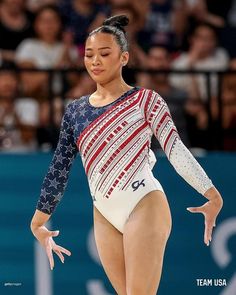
[76,88,179,199]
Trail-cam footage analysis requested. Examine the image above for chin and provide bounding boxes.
[92,75,114,85]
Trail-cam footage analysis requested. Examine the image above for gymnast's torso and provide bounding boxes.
[36,86,213,232]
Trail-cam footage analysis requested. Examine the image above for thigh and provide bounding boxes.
[93,206,127,295]
[123,190,172,295]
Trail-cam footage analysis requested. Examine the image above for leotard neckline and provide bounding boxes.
[86,86,140,109]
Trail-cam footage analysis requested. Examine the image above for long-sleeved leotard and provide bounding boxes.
[36,87,213,232]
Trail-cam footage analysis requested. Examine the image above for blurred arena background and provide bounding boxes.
[0,0,235,294]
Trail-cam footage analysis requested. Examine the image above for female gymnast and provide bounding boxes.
[30,15,223,295]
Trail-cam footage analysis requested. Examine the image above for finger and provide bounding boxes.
[49,230,60,237]
[187,207,203,213]
[204,223,210,246]
[54,249,65,264]
[204,220,214,246]
[54,245,71,256]
[45,244,54,270]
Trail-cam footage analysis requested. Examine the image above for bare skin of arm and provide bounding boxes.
[30,209,71,270]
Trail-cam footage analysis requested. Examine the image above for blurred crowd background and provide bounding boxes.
[0,0,236,153]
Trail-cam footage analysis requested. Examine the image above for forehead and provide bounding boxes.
[37,9,60,21]
[85,33,118,50]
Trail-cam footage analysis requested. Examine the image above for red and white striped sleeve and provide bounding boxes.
[140,89,214,195]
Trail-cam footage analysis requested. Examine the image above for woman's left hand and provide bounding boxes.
[187,187,223,246]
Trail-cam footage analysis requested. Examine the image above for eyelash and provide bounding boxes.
[85,53,110,58]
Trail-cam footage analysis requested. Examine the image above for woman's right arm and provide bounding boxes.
[30,101,78,269]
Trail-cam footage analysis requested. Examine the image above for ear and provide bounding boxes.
[121,51,129,66]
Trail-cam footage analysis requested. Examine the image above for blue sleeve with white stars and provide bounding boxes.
[36,102,78,215]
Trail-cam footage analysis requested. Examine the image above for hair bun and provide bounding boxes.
[103,15,129,33]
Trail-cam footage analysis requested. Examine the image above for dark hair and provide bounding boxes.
[88,15,129,52]
[193,22,218,40]
[34,4,62,23]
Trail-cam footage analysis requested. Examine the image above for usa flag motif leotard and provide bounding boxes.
[36,87,213,232]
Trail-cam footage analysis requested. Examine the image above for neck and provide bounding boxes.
[40,37,57,45]
[95,77,132,99]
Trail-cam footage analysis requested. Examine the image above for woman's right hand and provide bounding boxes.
[31,225,71,270]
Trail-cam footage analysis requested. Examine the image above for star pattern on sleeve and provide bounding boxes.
[53,192,63,202]
[49,178,60,189]
[59,167,68,178]
[40,188,49,200]
[41,201,55,213]
[80,108,87,117]
[36,101,79,215]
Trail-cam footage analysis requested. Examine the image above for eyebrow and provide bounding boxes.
[85,47,111,51]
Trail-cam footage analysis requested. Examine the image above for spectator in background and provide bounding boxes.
[220,74,236,150]
[186,0,232,28]
[0,0,34,65]
[136,46,190,148]
[59,0,108,55]
[108,1,148,72]
[137,0,182,52]
[27,0,59,12]
[229,58,236,69]
[211,60,236,150]
[15,5,80,150]
[184,95,209,149]
[228,0,236,27]
[0,67,39,152]
[15,4,79,98]
[183,56,235,151]
[171,23,229,101]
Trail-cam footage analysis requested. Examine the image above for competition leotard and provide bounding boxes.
[36,87,213,232]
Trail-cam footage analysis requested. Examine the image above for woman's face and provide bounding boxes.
[34,9,61,41]
[191,26,217,56]
[84,33,129,84]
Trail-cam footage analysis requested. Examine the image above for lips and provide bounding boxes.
[91,69,104,75]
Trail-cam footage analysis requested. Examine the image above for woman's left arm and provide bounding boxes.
[141,89,223,246]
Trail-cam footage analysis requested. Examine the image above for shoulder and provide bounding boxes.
[171,53,188,68]
[64,95,88,112]
[213,48,229,64]
[138,88,165,108]
[140,87,163,99]
[16,39,40,57]
[17,38,38,50]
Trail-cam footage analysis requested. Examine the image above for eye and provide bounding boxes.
[85,55,93,58]
[101,53,110,57]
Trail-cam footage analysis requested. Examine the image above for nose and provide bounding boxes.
[92,55,101,66]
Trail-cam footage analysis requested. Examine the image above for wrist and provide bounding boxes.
[30,222,40,233]
[204,186,223,203]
